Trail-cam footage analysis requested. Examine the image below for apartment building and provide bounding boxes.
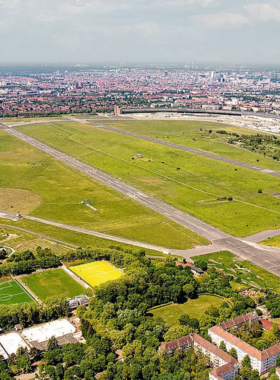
[209,325,280,375]
[159,333,238,380]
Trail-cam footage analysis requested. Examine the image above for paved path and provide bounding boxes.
[86,121,280,179]
[0,211,179,253]
[244,230,280,243]
[3,123,280,277]
[0,223,79,248]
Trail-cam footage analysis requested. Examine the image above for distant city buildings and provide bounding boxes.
[0,66,280,117]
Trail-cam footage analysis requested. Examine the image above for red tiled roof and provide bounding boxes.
[159,334,193,351]
[209,325,280,361]
[260,319,273,331]
[210,362,237,378]
[192,333,237,364]
[219,311,259,330]
[175,261,191,268]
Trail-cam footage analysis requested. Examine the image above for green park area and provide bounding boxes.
[261,235,280,248]
[16,120,280,237]
[21,268,85,301]
[0,129,205,249]
[0,220,163,256]
[100,119,280,172]
[150,295,224,325]
[0,225,73,255]
[192,251,280,293]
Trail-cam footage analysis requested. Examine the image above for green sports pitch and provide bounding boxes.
[0,280,34,305]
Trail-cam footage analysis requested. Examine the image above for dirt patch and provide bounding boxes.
[0,188,42,214]
[233,257,245,262]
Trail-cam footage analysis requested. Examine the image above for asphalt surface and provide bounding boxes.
[89,122,280,179]
[3,122,280,276]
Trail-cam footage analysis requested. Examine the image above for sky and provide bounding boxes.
[0,0,279,65]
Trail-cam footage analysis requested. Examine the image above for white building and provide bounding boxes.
[209,325,280,375]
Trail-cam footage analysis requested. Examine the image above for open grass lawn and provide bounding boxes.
[21,268,85,301]
[0,225,74,255]
[100,119,280,172]
[150,295,224,325]
[0,129,205,249]
[192,251,280,293]
[0,280,33,305]
[16,120,280,237]
[71,260,123,287]
[0,188,42,214]
[261,235,280,248]
[0,219,164,256]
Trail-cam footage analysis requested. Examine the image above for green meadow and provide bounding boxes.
[150,295,224,325]
[0,129,206,249]
[99,119,280,172]
[16,120,280,237]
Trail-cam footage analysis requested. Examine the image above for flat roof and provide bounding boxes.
[0,333,29,356]
[22,319,76,344]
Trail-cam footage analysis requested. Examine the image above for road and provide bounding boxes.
[85,122,280,180]
[3,122,280,276]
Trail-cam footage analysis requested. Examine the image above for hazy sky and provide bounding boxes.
[0,0,279,65]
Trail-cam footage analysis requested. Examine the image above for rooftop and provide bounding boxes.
[209,325,280,361]
[21,319,76,344]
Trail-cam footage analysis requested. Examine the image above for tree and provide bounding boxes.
[179,314,190,326]
[242,355,252,369]
[219,341,227,352]
[163,326,192,342]
[183,284,195,298]
[229,347,238,360]
[47,336,59,351]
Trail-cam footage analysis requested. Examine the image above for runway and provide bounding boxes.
[88,122,280,179]
[2,122,280,277]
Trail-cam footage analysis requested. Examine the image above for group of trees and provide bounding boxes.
[0,247,60,277]
[232,321,280,351]
[266,296,280,318]
[227,133,280,161]
[0,297,68,331]
[38,251,269,380]
[2,244,279,380]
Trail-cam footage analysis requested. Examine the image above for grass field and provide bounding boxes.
[0,280,34,305]
[0,188,42,214]
[21,268,85,301]
[16,120,280,237]
[0,226,73,255]
[71,260,123,287]
[0,129,206,249]
[100,119,280,172]
[150,295,224,325]
[0,220,164,257]
[192,251,280,293]
[261,235,280,248]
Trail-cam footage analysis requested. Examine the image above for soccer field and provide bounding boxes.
[0,280,34,305]
[21,269,85,302]
[71,261,123,287]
